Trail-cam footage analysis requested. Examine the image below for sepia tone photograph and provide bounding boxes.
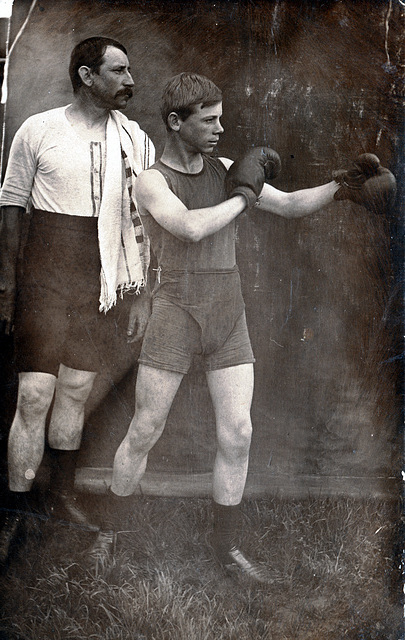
[0,0,403,638]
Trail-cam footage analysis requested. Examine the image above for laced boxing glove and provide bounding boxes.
[333,153,396,212]
[225,147,282,208]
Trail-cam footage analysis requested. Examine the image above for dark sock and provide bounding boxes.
[49,448,79,493]
[101,488,135,532]
[0,491,30,559]
[212,501,241,553]
[3,490,31,518]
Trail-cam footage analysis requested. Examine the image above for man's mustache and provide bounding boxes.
[116,89,133,99]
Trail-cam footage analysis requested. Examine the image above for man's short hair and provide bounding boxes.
[161,72,222,131]
[69,36,127,93]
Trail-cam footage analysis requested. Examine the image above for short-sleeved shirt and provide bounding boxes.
[0,106,109,216]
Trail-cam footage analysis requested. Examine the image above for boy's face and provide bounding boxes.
[177,102,224,154]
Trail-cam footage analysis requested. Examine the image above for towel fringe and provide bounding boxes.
[99,279,146,313]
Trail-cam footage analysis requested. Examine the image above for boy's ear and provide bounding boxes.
[167,111,181,132]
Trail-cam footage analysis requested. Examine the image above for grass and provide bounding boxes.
[0,494,402,640]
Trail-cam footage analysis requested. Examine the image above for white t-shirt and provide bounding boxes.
[1,106,127,216]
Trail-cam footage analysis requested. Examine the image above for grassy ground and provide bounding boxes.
[0,494,402,640]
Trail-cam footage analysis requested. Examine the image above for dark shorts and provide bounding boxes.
[139,271,255,374]
[14,209,133,376]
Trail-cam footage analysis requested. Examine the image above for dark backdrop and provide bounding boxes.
[1,0,403,498]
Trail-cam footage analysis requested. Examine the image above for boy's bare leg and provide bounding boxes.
[206,363,266,581]
[111,365,184,496]
[206,363,254,506]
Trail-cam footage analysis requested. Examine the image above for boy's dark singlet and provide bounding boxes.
[140,155,246,352]
[141,155,236,272]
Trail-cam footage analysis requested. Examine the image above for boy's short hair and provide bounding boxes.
[161,72,222,131]
[69,36,127,93]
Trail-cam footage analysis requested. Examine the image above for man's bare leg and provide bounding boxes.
[8,371,56,491]
[47,364,99,531]
[0,371,56,565]
[111,365,184,496]
[48,364,97,450]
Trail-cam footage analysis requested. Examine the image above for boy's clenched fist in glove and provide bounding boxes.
[225,147,282,208]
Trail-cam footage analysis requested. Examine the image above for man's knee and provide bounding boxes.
[55,369,97,404]
[16,374,56,420]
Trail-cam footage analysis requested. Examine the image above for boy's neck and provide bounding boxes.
[160,137,203,174]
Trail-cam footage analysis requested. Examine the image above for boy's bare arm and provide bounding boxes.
[135,169,246,243]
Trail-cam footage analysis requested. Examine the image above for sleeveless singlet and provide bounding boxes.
[141,154,245,349]
[141,155,236,272]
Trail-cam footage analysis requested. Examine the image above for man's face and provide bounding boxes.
[89,45,134,110]
[177,102,224,154]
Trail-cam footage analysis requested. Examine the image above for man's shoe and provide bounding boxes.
[215,545,269,583]
[50,491,99,532]
[85,530,116,572]
[0,513,23,566]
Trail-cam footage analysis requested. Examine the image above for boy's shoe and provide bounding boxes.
[214,543,269,583]
[85,529,116,572]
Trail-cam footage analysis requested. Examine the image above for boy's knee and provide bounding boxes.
[235,419,253,454]
[218,416,252,458]
[128,411,166,451]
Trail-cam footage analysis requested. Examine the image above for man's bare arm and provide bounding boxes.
[0,205,24,333]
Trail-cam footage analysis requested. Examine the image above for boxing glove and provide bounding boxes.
[334,153,396,212]
[225,147,282,208]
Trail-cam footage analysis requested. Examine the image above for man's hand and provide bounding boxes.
[333,153,396,212]
[126,291,152,344]
[225,147,282,208]
[0,274,16,335]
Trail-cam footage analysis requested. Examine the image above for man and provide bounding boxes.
[0,36,155,564]
[97,73,394,579]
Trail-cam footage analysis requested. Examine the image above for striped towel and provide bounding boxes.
[98,110,154,312]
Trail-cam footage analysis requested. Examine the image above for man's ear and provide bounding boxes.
[167,111,181,132]
[77,65,94,88]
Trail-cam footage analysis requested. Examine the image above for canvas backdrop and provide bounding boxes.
[0,0,403,498]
